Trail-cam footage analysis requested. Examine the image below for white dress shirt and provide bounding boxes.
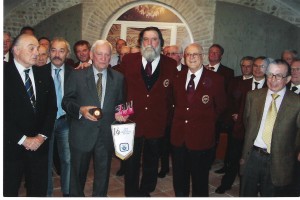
[142,56,160,74]
[252,78,265,90]
[185,66,203,90]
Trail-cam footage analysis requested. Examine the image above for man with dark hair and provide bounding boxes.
[73,40,92,68]
[110,38,127,67]
[119,26,177,197]
[240,59,300,197]
[20,26,35,35]
[4,33,57,196]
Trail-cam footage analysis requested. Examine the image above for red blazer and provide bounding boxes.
[171,68,227,150]
[120,53,177,138]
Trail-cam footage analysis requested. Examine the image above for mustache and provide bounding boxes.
[52,57,63,61]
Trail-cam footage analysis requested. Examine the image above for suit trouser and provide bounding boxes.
[69,136,112,197]
[241,149,295,197]
[220,137,244,188]
[172,145,213,197]
[159,126,171,173]
[4,145,49,197]
[124,137,162,196]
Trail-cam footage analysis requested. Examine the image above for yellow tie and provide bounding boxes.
[262,93,279,153]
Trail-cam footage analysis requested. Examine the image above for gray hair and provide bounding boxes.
[91,40,112,54]
[51,37,71,57]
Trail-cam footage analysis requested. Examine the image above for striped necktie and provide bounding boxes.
[24,69,36,110]
[187,74,196,103]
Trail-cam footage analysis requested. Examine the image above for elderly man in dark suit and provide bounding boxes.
[4,34,57,196]
[119,26,177,197]
[240,59,300,197]
[171,43,227,197]
[45,37,73,197]
[62,40,126,197]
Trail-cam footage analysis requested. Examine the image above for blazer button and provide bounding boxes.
[186,108,189,110]
[145,107,148,110]
[147,94,150,98]
[185,120,188,123]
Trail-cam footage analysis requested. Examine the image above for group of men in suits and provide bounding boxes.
[3,27,300,197]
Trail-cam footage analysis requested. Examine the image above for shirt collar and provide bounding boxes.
[14,59,32,74]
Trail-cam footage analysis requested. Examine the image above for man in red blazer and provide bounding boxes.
[171,43,227,197]
[119,27,177,197]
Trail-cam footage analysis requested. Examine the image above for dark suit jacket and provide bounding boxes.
[4,61,57,161]
[62,66,125,152]
[4,51,14,64]
[241,88,300,186]
[171,68,227,150]
[119,53,177,138]
[287,82,300,95]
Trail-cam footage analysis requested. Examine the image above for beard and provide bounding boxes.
[141,45,161,62]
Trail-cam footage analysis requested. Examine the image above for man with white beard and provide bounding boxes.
[119,27,177,197]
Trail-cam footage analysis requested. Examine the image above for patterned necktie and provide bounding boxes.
[262,93,279,153]
[145,61,152,76]
[187,74,196,103]
[97,73,103,105]
[210,67,215,71]
[254,82,259,90]
[292,86,298,92]
[24,69,36,110]
[54,68,64,118]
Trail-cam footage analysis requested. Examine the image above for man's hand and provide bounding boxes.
[80,106,98,121]
[75,62,91,70]
[232,114,238,122]
[22,135,45,151]
[115,113,129,122]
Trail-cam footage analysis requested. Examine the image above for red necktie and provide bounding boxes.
[145,61,152,76]
[187,74,196,103]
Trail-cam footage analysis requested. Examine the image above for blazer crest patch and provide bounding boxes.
[163,79,169,87]
[202,95,209,104]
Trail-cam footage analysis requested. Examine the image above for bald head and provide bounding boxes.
[13,34,39,68]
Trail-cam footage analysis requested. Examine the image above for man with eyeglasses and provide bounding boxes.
[170,43,227,197]
[240,59,300,197]
[119,26,177,197]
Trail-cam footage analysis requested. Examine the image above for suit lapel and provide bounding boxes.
[255,89,268,126]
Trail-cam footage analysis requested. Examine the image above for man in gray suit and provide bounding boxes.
[240,59,300,197]
[62,40,127,196]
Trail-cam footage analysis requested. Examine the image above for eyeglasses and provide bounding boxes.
[291,67,300,72]
[266,73,288,81]
[166,52,180,56]
[185,53,202,58]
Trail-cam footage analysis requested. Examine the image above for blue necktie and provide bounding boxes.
[24,69,36,110]
[54,68,64,118]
